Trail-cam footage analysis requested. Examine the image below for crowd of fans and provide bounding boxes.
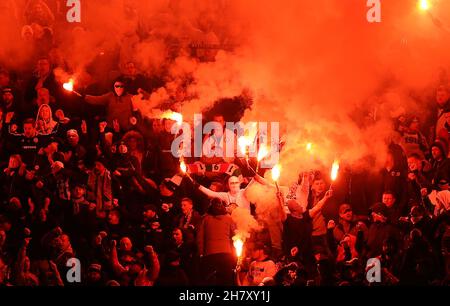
[0,0,449,287]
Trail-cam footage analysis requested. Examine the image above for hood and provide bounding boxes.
[112,77,128,97]
[35,104,57,134]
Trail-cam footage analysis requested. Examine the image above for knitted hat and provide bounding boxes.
[431,139,448,158]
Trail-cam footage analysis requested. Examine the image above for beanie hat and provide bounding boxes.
[431,139,448,158]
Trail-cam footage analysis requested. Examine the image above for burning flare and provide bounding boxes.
[63,79,74,92]
[418,0,430,11]
[330,160,340,182]
[238,136,250,155]
[180,160,187,173]
[161,110,183,126]
[271,164,281,182]
[257,144,269,162]
[233,237,244,258]
[306,142,312,152]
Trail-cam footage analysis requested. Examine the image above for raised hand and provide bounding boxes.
[324,189,333,200]
[99,121,107,133]
[55,109,65,121]
[81,120,87,134]
[113,119,120,133]
[327,220,336,230]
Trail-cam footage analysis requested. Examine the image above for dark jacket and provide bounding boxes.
[85,92,135,131]
[197,214,235,256]
[366,221,401,258]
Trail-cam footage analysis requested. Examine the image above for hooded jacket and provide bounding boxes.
[429,140,450,184]
[85,82,136,131]
[35,104,58,135]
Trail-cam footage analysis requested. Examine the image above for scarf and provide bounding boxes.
[87,170,112,213]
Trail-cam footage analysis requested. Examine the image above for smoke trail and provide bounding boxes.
[1,0,450,183]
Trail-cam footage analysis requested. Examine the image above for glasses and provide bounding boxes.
[115,85,124,88]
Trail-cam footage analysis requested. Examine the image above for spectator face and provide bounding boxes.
[407,156,421,172]
[436,86,449,107]
[37,59,50,77]
[382,193,395,208]
[73,186,85,199]
[152,119,163,133]
[2,92,13,104]
[143,209,156,219]
[120,237,133,252]
[172,229,183,244]
[114,82,125,96]
[312,179,326,195]
[40,105,51,120]
[55,234,71,250]
[431,146,443,160]
[67,130,79,146]
[125,62,137,78]
[151,221,160,230]
[23,123,36,137]
[181,200,193,215]
[339,207,353,222]
[34,3,45,15]
[108,211,120,225]
[228,176,241,193]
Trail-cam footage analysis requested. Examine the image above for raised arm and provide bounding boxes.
[85,93,110,106]
[110,240,127,275]
[143,246,160,282]
[308,190,333,218]
[296,172,311,210]
[198,185,228,202]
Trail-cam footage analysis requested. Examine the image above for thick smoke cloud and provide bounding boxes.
[1,0,450,185]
